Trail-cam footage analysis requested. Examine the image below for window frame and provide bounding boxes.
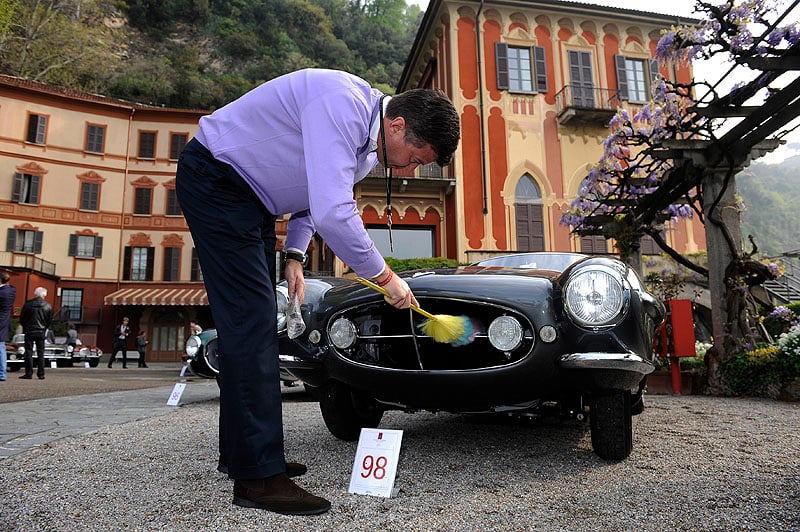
[59,288,83,322]
[615,54,660,104]
[80,181,100,211]
[12,172,41,204]
[6,228,43,254]
[85,124,106,154]
[165,187,182,216]
[162,246,181,281]
[123,246,154,281]
[26,113,48,145]
[169,133,188,161]
[68,233,103,259]
[138,130,157,159]
[134,187,153,215]
[495,43,548,94]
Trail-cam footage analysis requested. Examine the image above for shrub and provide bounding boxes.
[384,256,463,272]
[722,326,800,397]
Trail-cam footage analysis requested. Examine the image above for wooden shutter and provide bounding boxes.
[515,203,545,252]
[6,228,16,252]
[94,236,103,258]
[68,234,78,256]
[123,247,131,280]
[495,42,509,90]
[11,173,22,203]
[33,231,43,253]
[615,54,629,101]
[146,247,155,281]
[533,46,548,93]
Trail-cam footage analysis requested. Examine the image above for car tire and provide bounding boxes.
[303,383,321,401]
[88,359,100,368]
[590,391,633,461]
[319,382,383,441]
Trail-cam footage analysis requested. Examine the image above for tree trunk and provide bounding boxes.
[702,168,743,395]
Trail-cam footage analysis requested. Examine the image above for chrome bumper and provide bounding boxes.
[559,352,655,376]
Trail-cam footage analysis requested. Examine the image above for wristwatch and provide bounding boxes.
[284,250,308,267]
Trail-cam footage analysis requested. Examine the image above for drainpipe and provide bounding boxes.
[118,106,135,292]
[476,0,488,215]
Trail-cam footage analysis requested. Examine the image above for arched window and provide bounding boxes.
[514,174,545,251]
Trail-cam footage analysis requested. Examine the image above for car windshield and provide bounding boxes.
[473,253,585,272]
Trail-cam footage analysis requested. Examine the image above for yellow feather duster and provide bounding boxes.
[355,277,477,346]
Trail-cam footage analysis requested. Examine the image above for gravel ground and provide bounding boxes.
[0,393,798,531]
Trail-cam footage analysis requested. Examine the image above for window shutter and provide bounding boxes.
[123,247,131,280]
[68,234,78,257]
[146,247,155,281]
[6,228,16,252]
[615,54,629,101]
[33,231,43,253]
[495,42,509,90]
[11,173,22,203]
[533,46,548,93]
[27,117,38,143]
[36,116,47,144]
[94,236,103,258]
[649,59,660,81]
[29,175,40,204]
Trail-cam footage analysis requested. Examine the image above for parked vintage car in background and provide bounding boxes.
[185,253,665,460]
[5,334,103,371]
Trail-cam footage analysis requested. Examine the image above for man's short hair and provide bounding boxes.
[0,270,9,284]
[386,89,460,167]
[34,286,47,298]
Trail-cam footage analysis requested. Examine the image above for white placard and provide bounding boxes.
[167,382,187,406]
[84,361,90,368]
[348,428,403,498]
[50,361,57,368]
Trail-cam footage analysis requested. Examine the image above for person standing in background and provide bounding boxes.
[0,271,17,381]
[19,287,52,380]
[136,330,149,368]
[108,317,131,368]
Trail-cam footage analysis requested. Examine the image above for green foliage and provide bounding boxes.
[0,0,423,109]
[384,256,463,272]
[722,326,800,397]
[739,157,800,256]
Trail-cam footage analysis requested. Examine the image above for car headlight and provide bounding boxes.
[487,315,523,352]
[185,335,202,358]
[276,287,289,333]
[329,317,357,349]
[564,267,627,327]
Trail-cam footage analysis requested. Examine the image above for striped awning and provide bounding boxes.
[104,287,208,306]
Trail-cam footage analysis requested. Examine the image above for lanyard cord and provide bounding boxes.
[378,95,394,252]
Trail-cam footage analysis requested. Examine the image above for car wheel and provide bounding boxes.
[590,391,633,461]
[319,382,383,441]
[303,383,321,401]
[88,359,99,368]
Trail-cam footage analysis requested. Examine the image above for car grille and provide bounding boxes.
[329,298,535,371]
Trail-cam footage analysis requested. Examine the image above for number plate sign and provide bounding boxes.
[348,428,403,498]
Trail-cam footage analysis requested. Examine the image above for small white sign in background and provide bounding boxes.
[167,382,187,406]
[348,428,403,498]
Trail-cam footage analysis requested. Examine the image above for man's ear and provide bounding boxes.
[389,116,406,135]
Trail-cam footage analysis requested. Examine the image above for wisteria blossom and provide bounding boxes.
[560,0,800,258]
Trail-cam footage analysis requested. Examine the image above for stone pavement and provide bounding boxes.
[0,363,221,460]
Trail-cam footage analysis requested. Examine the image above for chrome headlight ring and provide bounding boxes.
[564,265,629,328]
[185,335,202,359]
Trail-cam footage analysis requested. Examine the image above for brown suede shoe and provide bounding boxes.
[217,461,307,478]
[233,473,331,515]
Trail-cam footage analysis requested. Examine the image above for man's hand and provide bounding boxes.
[378,269,418,309]
[284,260,306,304]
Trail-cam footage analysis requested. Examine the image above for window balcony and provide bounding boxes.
[555,85,623,126]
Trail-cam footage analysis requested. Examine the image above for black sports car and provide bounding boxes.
[184,252,665,460]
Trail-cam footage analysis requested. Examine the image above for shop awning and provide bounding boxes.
[104,287,208,306]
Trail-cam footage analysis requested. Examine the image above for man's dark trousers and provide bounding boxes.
[23,333,46,378]
[176,139,283,480]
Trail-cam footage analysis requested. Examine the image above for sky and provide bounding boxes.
[404,0,800,165]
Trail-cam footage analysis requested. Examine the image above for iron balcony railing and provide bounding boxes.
[0,251,56,275]
[555,85,625,125]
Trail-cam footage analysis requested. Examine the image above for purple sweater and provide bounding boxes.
[195,69,386,278]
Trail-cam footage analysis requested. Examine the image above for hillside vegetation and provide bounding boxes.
[739,155,800,257]
[0,0,422,109]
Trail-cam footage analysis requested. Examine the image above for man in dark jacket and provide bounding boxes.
[108,317,131,368]
[0,270,17,381]
[19,286,53,380]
